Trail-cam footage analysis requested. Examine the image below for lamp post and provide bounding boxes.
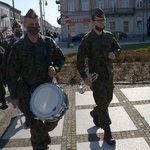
[12,0,15,21]
[39,0,44,34]
[42,0,48,35]
[39,0,48,35]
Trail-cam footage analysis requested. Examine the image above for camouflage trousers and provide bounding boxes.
[19,99,58,150]
[91,76,114,130]
[0,77,6,103]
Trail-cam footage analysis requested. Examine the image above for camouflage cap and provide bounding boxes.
[91,8,105,19]
[24,9,38,19]
[12,21,22,30]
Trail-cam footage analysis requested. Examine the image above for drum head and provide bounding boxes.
[30,83,63,119]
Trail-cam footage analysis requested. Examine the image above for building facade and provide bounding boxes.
[56,0,150,41]
[0,1,21,35]
[0,2,11,35]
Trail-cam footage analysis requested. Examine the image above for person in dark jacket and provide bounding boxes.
[2,21,23,84]
[1,21,23,110]
[0,46,8,109]
[77,8,121,146]
[7,9,65,150]
[0,33,8,50]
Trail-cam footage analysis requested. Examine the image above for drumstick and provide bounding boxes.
[16,106,24,129]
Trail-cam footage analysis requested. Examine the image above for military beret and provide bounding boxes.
[91,8,105,18]
[24,9,38,19]
[12,21,21,30]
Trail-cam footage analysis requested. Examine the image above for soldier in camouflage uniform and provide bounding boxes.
[7,9,65,150]
[0,46,8,109]
[77,8,121,145]
[0,33,8,50]
[2,21,23,111]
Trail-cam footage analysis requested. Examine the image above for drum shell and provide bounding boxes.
[30,83,68,122]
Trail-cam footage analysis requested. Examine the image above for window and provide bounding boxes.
[122,0,129,8]
[110,22,115,32]
[123,21,129,33]
[109,0,116,8]
[137,21,142,33]
[84,23,89,33]
[82,0,89,11]
[68,0,74,11]
[96,0,104,9]
[136,0,143,8]
[109,0,116,12]
[70,24,75,36]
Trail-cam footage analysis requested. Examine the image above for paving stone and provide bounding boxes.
[0,84,150,150]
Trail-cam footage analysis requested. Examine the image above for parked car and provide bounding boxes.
[72,33,86,42]
[112,31,127,39]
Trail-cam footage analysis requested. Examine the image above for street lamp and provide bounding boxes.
[43,0,48,35]
[12,0,15,21]
[39,0,44,34]
[39,0,48,35]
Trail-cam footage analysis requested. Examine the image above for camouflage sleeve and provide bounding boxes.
[50,39,65,73]
[7,44,20,99]
[111,37,121,57]
[77,40,88,79]
[0,46,5,76]
[1,42,12,79]
[0,53,3,74]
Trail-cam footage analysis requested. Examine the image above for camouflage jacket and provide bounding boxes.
[0,40,8,50]
[0,46,5,76]
[2,38,17,80]
[7,34,65,99]
[77,29,121,80]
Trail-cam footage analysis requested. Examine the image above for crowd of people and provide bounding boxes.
[0,7,121,149]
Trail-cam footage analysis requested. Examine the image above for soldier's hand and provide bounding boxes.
[48,66,56,77]
[108,52,116,60]
[84,77,92,86]
[11,99,19,108]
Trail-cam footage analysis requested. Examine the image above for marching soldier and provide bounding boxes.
[0,46,8,109]
[7,9,65,149]
[77,8,121,145]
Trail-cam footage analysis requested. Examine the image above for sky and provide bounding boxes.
[1,0,60,27]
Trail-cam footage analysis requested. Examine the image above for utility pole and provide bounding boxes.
[42,0,48,35]
[39,0,44,35]
[12,0,15,21]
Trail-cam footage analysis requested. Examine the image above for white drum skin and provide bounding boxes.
[30,83,68,122]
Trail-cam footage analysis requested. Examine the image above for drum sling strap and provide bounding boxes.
[45,37,51,67]
[45,37,53,82]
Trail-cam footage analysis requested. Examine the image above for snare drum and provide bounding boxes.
[30,83,68,122]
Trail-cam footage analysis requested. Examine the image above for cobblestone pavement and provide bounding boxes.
[0,83,150,150]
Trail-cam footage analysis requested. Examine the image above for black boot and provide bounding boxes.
[104,127,116,145]
[0,99,8,110]
[47,134,51,144]
[90,110,101,127]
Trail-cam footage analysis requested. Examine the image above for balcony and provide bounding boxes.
[104,8,135,16]
[1,14,8,19]
[56,0,60,4]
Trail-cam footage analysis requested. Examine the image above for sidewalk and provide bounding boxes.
[57,36,150,54]
[0,83,150,150]
[0,38,150,149]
